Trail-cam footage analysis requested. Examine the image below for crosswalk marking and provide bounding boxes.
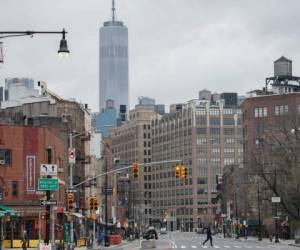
[202,246,208,249]
[223,246,230,248]
[181,246,186,249]
[191,246,197,249]
[213,246,221,249]
[234,246,242,249]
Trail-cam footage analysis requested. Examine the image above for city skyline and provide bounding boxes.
[1,0,300,113]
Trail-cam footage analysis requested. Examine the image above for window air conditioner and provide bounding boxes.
[0,160,5,165]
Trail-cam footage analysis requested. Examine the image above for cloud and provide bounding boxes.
[1,0,300,111]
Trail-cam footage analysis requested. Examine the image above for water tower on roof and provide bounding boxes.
[274,56,292,77]
[265,56,300,94]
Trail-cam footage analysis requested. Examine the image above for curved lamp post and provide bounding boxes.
[0,29,70,59]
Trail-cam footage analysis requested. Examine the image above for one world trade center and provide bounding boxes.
[99,0,129,115]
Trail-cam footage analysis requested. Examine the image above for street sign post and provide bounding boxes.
[102,187,113,195]
[38,178,59,191]
[66,189,77,193]
[40,164,58,176]
[40,200,58,206]
[272,197,281,203]
[68,148,76,164]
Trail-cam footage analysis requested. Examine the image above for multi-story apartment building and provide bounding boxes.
[151,90,243,231]
[109,106,157,230]
[242,57,300,235]
[0,124,65,241]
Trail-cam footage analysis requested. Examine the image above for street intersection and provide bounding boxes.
[112,232,300,250]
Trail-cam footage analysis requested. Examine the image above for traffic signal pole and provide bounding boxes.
[69,133,74,249]
[45,148,52,244]
[72,159,184,188]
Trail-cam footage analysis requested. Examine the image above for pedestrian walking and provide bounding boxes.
[202,225,213,247]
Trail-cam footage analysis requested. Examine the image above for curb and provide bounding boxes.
[289,244,300,248]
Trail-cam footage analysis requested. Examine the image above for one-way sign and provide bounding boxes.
[40,200,57,206]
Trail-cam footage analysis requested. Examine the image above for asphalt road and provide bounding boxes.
[111,232,300,250]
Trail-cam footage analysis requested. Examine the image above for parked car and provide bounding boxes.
[143,228,158,240]
[160,227,167,235]
[196,227,204,234]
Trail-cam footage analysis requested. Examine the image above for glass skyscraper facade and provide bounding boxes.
[99,19,128,114]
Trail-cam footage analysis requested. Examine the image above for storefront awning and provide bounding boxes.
[0,204,18,218]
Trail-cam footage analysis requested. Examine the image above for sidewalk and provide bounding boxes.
[235,236,300,248]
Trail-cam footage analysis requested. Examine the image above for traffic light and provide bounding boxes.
[175,165,181,178]
[89,196,99,211]
[132,163,139,179]
[67,193,74,211]
[181,166,187,179]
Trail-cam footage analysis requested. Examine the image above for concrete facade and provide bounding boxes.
[150,95,243,231]
[109,106,157,230]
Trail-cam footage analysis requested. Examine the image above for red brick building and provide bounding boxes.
[0,124,66,240]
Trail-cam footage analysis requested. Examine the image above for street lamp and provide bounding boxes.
[0,29,70,60]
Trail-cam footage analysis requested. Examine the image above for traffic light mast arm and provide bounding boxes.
[72,159,183,188]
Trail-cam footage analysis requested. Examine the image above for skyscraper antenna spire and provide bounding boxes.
[112,0,115,23]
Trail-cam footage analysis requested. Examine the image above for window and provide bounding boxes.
[196,108,206,115]
[196,117,207,125]
[256,123,264,134]
[210,138,220,145]
[197,147,207,155]
[0,149,11,166]
[209,108,220,115]
[197,128,207,135]
[224,128,234,135]
[275,105,289,115]
[197,137,207,145]
[254,107,268,117]
[224,138,235,144]
[197,177,207,184]
[197,158,206,166]
[211,158,220,166]
[224,148,235,155]
[12,181,18,196]
[223,117,235,125]
[224,158,235,166]
[223,109,233,115]
[197,188,207,194]
[210,118,220,125]
[210,128,220,135]
[211,148,220,155]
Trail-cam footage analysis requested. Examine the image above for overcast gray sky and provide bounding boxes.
[1,0,300,112]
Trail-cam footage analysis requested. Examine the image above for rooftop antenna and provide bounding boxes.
[112,0,116,23]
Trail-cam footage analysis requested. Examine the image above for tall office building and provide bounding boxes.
[99,0,129,115]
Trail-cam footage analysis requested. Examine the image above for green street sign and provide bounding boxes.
[38,178,59,191]
[63,224,71,243]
